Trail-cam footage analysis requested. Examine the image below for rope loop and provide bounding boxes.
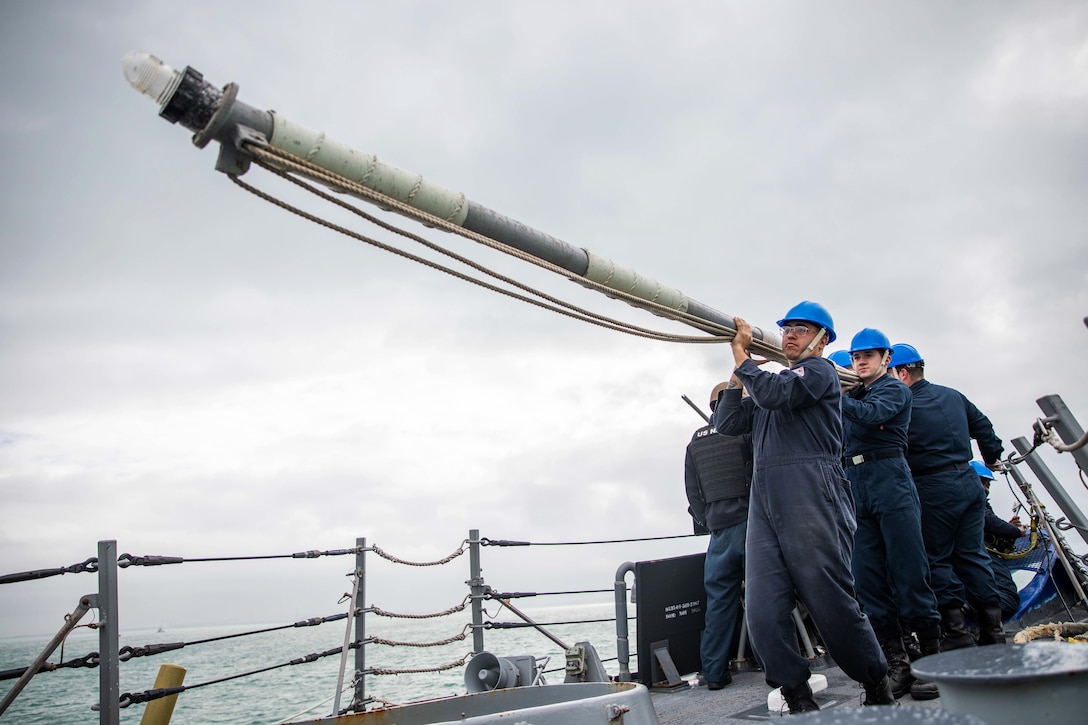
[367,652,473,675]
[368,624,470,648]
[228,144,798,356]
[369,541,468,567]
[367,596,469,620]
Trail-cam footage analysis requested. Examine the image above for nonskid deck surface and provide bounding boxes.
[649,666,942,724]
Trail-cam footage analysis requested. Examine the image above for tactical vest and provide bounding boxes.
[689,426,751,503]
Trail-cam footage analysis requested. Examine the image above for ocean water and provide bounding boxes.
[0,601,627,724]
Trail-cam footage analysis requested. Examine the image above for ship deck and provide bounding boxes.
[649,664,943,723]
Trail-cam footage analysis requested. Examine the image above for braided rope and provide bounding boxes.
[236,144,791,360]
[369,542,467,567]
[1012,622,1088,643]
[368,598,469,620]
[230,171,733,346]
[368,652,473,675]
[369,628,468,648]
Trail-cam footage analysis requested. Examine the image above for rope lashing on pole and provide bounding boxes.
[229,155,751,347]
[122,51,873,381]
[232,144,863,383]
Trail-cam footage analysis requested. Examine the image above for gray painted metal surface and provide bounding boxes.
[791,706,984,723]
[913,642,1088,725]
[287,682,659,725]
[97,540,119,725]
[647,665,944,723]
[1034,395,1088,547]
[1013,433,1088,551]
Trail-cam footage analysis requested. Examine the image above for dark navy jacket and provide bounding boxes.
[712,356,842,465]
[841,373,911,457]
[684,425,751,531]
[984,499,1022,549]
[904,379,1003,473]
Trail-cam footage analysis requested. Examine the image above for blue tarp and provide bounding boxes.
[1004,532,1063,621]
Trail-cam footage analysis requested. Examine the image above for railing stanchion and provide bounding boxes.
[614,562,635,682]
[468,529,485,653]
[98,539,120,725]
[353,537,367,712]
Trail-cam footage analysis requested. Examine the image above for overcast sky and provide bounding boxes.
[1,1,1086,639]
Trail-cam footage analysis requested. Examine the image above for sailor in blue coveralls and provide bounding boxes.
[684,382,752,691]
[889,344,1006,650]
[970,460,1025,620]
[840,328,941,701]
[713,302,894,714]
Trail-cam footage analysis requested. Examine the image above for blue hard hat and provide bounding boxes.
[969,460,995,481]
[776,300,837,343]
[828,350,853,367]
[889,343,923,367]
[849,328,891,354]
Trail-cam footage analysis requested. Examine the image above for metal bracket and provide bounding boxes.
[192,82,239,149]
[214,124,267,176]
[565,644,586,676]
[650,639,685,688]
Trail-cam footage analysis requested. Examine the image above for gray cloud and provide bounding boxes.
[1,1,1086,640]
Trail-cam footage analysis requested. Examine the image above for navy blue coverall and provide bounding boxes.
[983,499,1023,618]
[841,374,941,641]
[684,426,751,684]
[714,356,887,690]
[904,379,1003,611]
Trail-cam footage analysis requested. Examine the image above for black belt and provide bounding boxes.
[843,450,904,467]
[912,461,970,477]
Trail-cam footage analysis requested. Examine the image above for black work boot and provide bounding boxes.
[862,675,897,706]
[903,633,923,662]
[781,680,820,714]
[909,637,941,700]
[938,604,977,651]
[976,606,1007,645]
[877,635,914,699]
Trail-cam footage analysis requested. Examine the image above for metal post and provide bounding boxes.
[1040,391,1088,472]
[1007,451,1088,604]
[1037,395,1088,473]
[333,560,360,717]
[467,530,485,653]
[614,562,635,682]
[1012,435,1088,549]
[493,597,570,650]
[353,537,366,712]
[0,597,94,715]
[98,540,120,725]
